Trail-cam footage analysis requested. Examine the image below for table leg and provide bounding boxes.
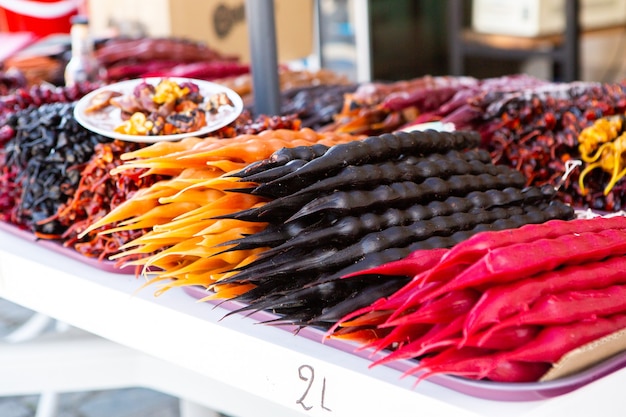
[34,391,59,417]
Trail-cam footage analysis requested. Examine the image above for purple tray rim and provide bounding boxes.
[0,220,134,274]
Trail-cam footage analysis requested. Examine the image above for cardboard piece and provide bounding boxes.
[87,0,314,63]
[541,327,626,381]
[472,0,626,37]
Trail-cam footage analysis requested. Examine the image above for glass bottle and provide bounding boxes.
[64,15,101,86]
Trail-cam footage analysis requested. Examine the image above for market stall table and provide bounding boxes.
[1,229,626,417]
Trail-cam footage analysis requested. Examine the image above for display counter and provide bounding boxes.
[1,229,625,417]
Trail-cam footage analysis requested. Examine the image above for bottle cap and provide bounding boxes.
[71,15,89,25]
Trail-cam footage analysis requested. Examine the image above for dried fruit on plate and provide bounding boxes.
[109,78,208,136]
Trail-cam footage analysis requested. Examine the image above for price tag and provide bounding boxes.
[295,364,332,412]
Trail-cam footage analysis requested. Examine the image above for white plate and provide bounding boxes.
[74,77,244,143]
[399,121,456,133]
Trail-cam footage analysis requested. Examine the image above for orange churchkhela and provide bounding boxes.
[81,128,361,297]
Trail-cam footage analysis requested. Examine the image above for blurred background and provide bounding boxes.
[1,1,626,416]
[1,0,626,86]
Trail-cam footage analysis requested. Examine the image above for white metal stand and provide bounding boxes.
[34,392,59,417]
[2,312,61,417]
